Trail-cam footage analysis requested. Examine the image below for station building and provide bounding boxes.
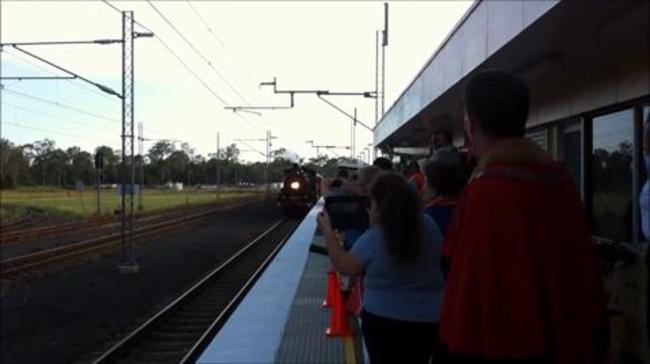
[375,0,648,361]
[199,1,649,363]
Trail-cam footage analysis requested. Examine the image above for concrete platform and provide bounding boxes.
[275,238,364,363]
[197,200,365,364]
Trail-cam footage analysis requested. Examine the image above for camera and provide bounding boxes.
[324,196,370,230]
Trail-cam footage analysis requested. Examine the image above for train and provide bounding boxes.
[278,164,320,216]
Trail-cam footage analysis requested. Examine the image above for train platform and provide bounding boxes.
[197,199,366,364]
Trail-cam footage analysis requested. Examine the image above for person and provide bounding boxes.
[440,70,609,364]
[405,161,426,194]
[423,149,465,237]
[358,165,383,194]
[323,168,351,197]
[338,166,384,250]
[372,157,393,171]
[642,111,650,346]
[431,126,455,153]
[341,165,383,197]
[318,173,444,364]
[641,111,649,242]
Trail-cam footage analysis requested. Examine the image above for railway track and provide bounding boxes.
[0,201,262,277]
[91,219,297,364]
[0,215,113,243]
[0,200,253,245]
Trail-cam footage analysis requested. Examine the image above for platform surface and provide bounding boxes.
[197,200,363,364]
[275,236,363,363]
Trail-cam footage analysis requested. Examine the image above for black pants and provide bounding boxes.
[361,309,437,364]
[440,352,551,364]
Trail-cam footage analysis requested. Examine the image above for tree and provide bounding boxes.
[95,145,120,184]
[167,150,190,183]
[0,139,30,188]
[148,140,175,163]
[223,143,240,163]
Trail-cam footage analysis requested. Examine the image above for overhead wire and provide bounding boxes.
[2,88,121,123]
[3,46,167,137]
[3,121,118,146]
[100,0,267,152]
[144,0,270,134]
[185,1,230,53]
[3,50,116,102]
[2,101,116,132]
[146,0,248,104]
[184,0,269,124]
[101,0,154,34]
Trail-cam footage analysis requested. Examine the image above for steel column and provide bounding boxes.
[119,10,138,273]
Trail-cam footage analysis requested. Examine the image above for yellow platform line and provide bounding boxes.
[343,336,357,364]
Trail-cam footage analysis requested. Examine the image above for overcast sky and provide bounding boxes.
[1,0,472,162]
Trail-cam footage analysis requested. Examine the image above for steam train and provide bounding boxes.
[278,164,320,216]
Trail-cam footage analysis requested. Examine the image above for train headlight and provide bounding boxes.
[290,181,300,190]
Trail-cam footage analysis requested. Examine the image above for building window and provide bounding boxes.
[560,125,582,189]
[525,129,549,151]
[591,109,635,242]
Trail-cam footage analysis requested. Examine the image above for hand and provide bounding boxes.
[317,210,334,236]
[335,230,346,244]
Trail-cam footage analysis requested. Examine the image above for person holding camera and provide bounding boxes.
[318,172,444,364]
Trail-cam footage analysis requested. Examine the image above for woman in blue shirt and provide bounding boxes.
[318,173,444,364]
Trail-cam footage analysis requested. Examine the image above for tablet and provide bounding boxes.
[324,196,370,231]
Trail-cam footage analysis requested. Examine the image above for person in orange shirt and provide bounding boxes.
[405,161,426,195]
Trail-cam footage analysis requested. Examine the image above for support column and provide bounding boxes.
[119,10,138,274]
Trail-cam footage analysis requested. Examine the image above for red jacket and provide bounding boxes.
[441,139,609,364]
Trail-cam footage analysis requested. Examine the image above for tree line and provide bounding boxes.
[0,138,355,188]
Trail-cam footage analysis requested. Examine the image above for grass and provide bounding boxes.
[0,187,262,219]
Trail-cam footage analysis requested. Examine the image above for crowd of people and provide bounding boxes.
[317,70,620,364]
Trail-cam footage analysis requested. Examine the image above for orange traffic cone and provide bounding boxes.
[345,277,363,316]
[326,272,353,337]
[322,269,336,308]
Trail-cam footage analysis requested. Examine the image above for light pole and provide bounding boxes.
[0,17,153,275]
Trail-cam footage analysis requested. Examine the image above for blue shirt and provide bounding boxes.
[423,204,456,237]
[350,214,444,322]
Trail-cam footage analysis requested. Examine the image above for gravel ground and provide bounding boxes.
[0,197,260,260]
[0,201,282,363]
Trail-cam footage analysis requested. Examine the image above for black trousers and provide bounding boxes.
[440,352,551,364]
[360,309,437,364]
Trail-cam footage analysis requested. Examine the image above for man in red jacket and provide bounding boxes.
[440,70,609,364]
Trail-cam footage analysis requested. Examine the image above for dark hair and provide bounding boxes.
[370,173,422,264]
[337,168,349,179]
[406,161,420,174]
[432,127,453,144]
[424,157,465,196]
[463,70,529,138]
[372,157,393,171]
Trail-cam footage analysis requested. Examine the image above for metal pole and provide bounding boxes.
[375,29,379,125]
[138,121,144,210]
[119,10,138,274]
[216,132,220,200]
[381,3,388,116]
[352,108,357,158]
[96,167,101,214]
[265,130,270,202]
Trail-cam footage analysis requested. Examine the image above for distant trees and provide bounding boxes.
[0,137,352,189]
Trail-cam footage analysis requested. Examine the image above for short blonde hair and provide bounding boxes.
[358,165,383,193]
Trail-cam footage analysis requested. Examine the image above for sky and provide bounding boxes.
[1,0,473,163]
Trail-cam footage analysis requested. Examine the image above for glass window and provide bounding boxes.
[591,109,635,241]
[562,129,582,188]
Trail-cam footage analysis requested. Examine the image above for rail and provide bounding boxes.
[91,219,297,363]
